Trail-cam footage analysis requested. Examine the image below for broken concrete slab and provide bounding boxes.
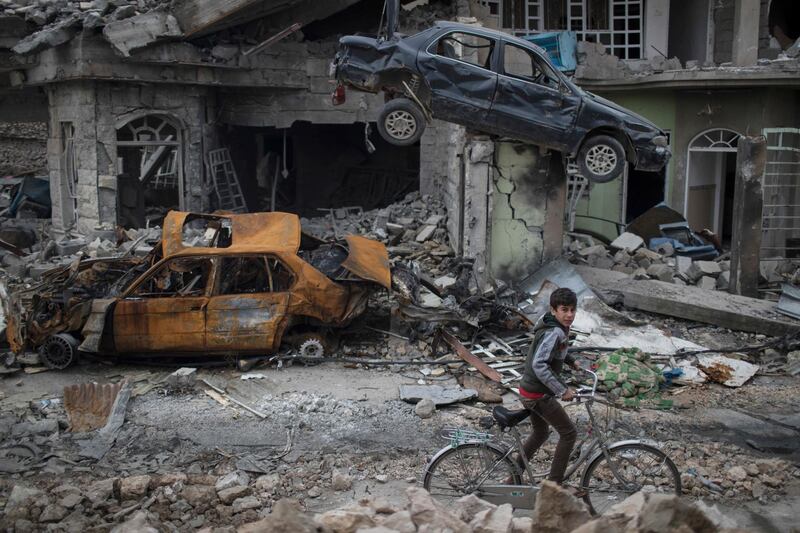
[576,266,800,336]
[415,224,437,243]
[610,232,644,252]
[577,244,607,257]
[697,276,717,290]
[12,22,76,55]
[103,11,182,56]
[687,260,722,281]
[399,385,477,406]
[696,355,759,387]
[167,367,197,390]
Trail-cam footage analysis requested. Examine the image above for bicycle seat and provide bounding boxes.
[492,406,529,429]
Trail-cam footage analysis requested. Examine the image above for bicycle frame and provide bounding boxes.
[435,369,646,509]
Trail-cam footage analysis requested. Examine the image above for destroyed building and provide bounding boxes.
[0,0,799,290]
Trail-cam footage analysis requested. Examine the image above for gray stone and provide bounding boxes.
[400,384,477,406]
[166,367,196,389]
[254,473,281,492]
[218,485,251,504]
[634,247,662,261]
[86,478,116,505]
[380,510,416,533]
[646,264,674,282]
[577,244,607,257]
[238,499,319,533]
[632,268,649,280]
[12,418,58,436]
[414,398,436,419]
[331,471,353,491]
[469,503,513,533]
[531,481,591,533]
[215,470,250,492]
[415,224,437,242]
[111,4,135,19]
[453,493,496,523]
[119,475,151,500]
[612,249,631,265]
[110,511,158,533]
[316,505,377,532]
[58,493,83,509]
[307,486,322,498]
[635,256,652,270]
[5,485,44,519]
[727,466,747,482]
[232,495,261,513]
[687,260,722,281]
[39,504,67,523]
[181,485,217,508]
[716,271,730,290]
[610,232,644,252]
[12,23,75,55]
[406,487,470,532]
[697,276,717,290]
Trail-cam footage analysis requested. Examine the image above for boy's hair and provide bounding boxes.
[550,288,577,309]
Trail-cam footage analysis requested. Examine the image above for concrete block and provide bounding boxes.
[415,225,436,243]
[167,367,197,390]
[716,271,731,290]
[687,260,722,281]
[654,241,675,256]
[613,250,631,266]
[577,244,607,257]
[646,264,674,283]
[634,248,662,261]
[697,276,717,290]
[610,232,644,252]
[676,255,692,275]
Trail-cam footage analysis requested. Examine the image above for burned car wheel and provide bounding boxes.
[39,334,79,370]
[578,135,626,183]
[377,98,426,146]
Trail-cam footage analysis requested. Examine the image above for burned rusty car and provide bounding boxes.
[332,6,670,183]
[3,211,391,368]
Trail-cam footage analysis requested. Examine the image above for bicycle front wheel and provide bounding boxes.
[580,443,681,515]
[423,443,522,505]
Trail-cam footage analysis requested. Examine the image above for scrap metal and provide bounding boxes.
[63,381,126,432]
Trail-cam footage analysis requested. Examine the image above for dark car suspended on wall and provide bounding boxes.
[331,3,670,183]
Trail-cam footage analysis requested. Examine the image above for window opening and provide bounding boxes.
[134,258,213,298]
[182,215,233,248]
[503,42,561,89]
[218,256,294,295]
[433,32,496,69]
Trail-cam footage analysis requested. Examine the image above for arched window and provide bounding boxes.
[684,128,741,238]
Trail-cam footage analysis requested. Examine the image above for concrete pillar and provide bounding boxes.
[644,0,670,60]
[729,135,766,298]
[731,0,760,66]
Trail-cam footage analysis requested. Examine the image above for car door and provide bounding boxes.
[205,255,293,352]
[416,30,498,124]
[491,40,580,150]
[113,256,213,353]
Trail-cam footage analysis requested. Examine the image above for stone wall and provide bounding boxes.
[46,80,212,235]
[0,122,47,176]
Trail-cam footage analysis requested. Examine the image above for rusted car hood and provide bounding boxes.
[341,235,391,289]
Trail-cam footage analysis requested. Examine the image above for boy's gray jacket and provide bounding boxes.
[519,313,575,397]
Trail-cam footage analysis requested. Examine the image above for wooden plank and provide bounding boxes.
[609,277,799,337]
[441,330,503,383]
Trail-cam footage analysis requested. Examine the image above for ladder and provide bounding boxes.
[207,148,247,213]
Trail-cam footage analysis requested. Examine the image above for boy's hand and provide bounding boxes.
[561,388,576,401]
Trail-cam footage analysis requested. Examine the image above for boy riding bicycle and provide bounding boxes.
[516,287,581,489]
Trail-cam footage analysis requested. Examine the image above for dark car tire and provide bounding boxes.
[377,98,426,146]
[577,134,627,183]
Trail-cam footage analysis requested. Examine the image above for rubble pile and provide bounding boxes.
[5,0,170,55]
[302,191,453,276]
[567,232,734,291]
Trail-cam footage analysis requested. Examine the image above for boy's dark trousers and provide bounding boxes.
[519,396,578,483]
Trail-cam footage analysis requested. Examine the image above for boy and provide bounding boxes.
[517,287,580,486]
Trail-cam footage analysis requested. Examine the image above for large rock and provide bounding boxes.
[216,471,250,492]
[331,471,353,491]
[634,493,716,532]
[182,485,218,508]
[687,260,721,281]
[399,385,477,406]
[610,232,644,253]
[110,511,159,533]
[453,494,496,523]
[5,485,44,519]
[219,485,252,504]
[119,475,151,500]
[102,11,182,56]
[510,517,532,533]
[38,504,67,523]
[379,510,416,533]
[469,503,513,533]
[232,496,261,513]
[86,478,116,506]
[531,481,591,533]
[414,398,436,419]
[167,367,197,390]
[316,504,376,532]
[237,498,319,533]
[406,487,470,533]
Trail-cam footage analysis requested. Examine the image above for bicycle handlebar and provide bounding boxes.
[572,366,599,400]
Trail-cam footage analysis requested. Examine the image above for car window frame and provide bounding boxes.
[122,256,218,299]
[424,29,499,74]
[212,253,297,297]
[499,39,566,95]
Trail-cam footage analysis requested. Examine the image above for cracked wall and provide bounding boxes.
[490,142,565,283]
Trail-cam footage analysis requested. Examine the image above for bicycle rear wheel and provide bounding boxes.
[580,443,681,515]
[423,443,522,505]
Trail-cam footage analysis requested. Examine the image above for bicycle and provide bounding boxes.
[422,368,681,514]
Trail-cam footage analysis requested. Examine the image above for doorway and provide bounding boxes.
[684,128,740,241]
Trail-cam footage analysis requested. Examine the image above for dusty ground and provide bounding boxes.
[1,347,799,532]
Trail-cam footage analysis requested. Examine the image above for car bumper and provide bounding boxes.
[634,145,671,172]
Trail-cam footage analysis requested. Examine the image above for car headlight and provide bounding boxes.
[652,135,668,147]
